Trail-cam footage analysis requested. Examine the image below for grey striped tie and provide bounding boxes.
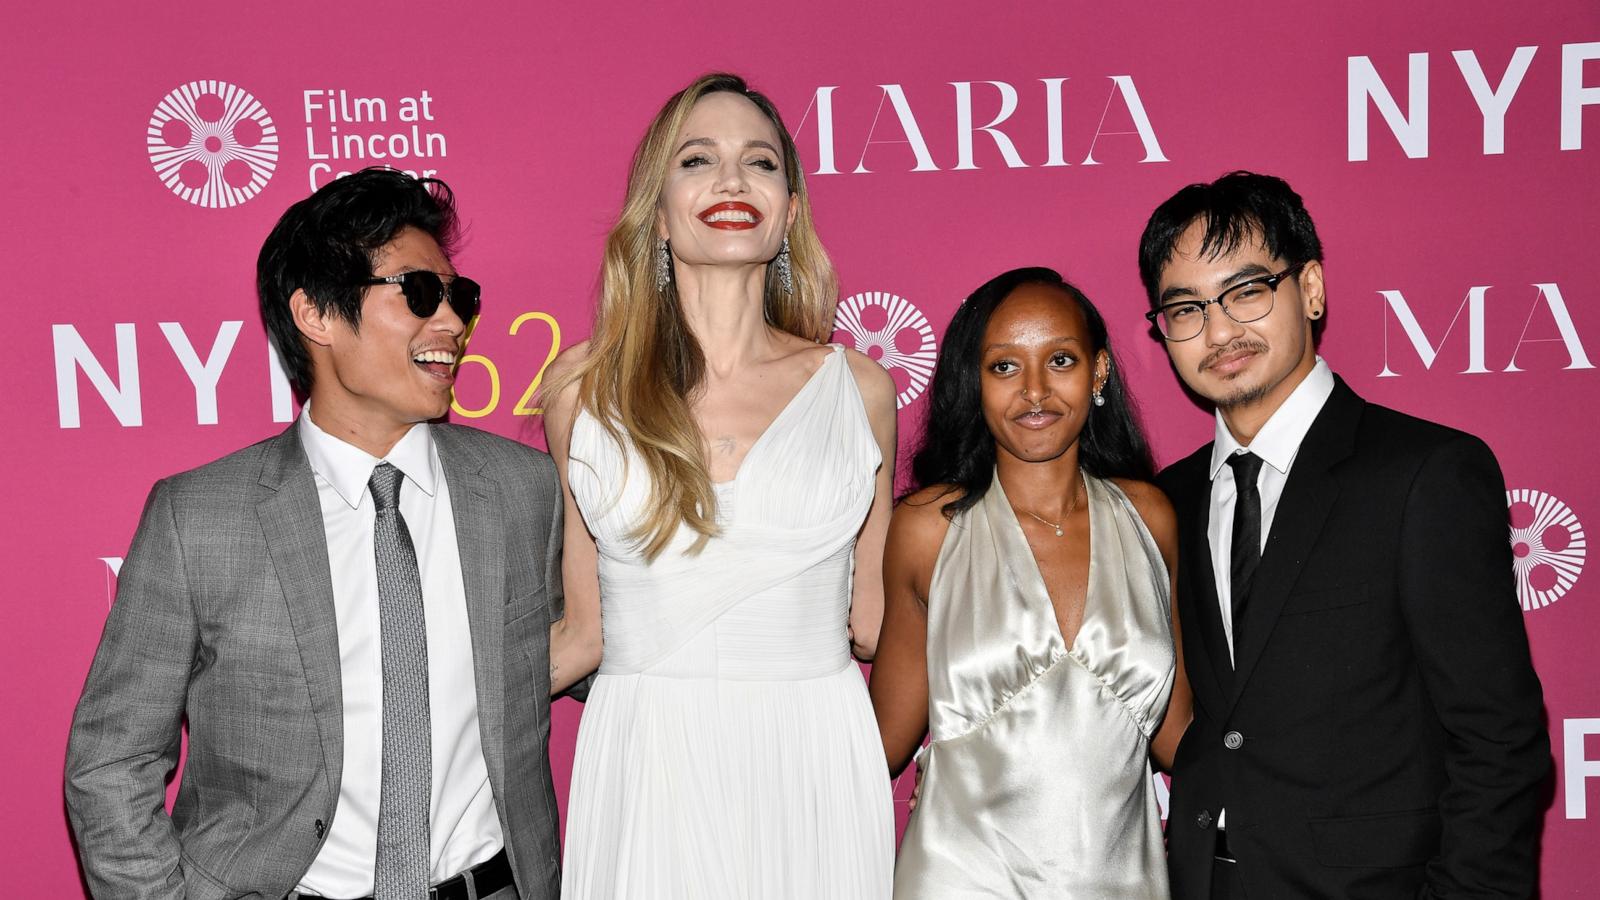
[369,462,431,899]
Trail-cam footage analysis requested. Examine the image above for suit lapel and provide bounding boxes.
[1225,380,1362,712]
[256,425,345,790]
[433,426,507,797]
[1181,478,1234,706]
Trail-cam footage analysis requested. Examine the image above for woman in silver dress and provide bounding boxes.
[871,267,1192,898]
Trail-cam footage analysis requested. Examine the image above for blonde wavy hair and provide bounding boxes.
[546,72,839,559]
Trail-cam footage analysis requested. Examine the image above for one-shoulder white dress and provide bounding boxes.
[561,346,894,899]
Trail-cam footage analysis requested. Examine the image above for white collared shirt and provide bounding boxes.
[295,407,502,896]
[1206,357,1336,662]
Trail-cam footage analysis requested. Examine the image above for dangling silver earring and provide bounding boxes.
[1093,387,1106,407]
[775,237,793,294]
[655,238,672,291]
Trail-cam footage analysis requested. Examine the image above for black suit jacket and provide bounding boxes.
[1158,378,1550,899]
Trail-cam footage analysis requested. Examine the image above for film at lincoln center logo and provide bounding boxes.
[147,80,278,208]
[833,291,938,409]
[1507,489,1585,611]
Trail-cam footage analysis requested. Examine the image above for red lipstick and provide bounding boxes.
[696,201,763,230]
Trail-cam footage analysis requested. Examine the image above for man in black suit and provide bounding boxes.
[1140,171,1550,899]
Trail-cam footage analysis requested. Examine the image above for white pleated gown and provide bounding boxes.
[561,346,894,899]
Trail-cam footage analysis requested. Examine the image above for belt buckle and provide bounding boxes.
[428,867,472,900]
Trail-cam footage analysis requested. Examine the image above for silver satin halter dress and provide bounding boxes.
[894,473,1175,899]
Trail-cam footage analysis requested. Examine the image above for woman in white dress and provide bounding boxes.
[543,72,898,899]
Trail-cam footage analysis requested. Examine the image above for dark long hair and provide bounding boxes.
[907,267,1155,518]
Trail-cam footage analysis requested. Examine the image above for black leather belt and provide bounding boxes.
[1214,828,1237,863]
[294,848,514,900]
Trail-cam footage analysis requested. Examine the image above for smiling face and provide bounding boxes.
[304,226,467,440]
[1155,220,1324,415]
[980,282,1109,465]
[656,91,796,268]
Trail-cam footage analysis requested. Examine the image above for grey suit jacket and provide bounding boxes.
[65,422,564,900]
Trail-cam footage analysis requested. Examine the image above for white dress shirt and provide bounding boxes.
[1207,358,1334,831]
[1206,357,1335,662]
[295,407,502,896]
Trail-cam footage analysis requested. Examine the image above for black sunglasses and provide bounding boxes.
[362,270,481,322]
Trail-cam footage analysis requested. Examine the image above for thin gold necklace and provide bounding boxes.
[1017,478,1083,538]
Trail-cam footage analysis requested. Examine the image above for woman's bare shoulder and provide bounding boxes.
[1110,477,1177,547]
[893,484,963,536]
[540,340,592,442]
[547,339,592,378]
[837,346,897,413]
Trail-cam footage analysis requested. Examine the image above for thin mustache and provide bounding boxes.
[1199,340,1270,373]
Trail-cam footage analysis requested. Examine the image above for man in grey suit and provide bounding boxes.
[66,168,564,900]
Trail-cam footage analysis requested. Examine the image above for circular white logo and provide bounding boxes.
[1506,489,1585,611]
[147,80,277,208]
[832,291,938,408]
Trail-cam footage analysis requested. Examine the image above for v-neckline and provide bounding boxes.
[988,471,1098,654]
[709,345,840,488]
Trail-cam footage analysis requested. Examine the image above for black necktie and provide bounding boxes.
[1226,452,1265,653]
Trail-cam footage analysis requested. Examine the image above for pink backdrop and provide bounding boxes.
[4,1,1596,894]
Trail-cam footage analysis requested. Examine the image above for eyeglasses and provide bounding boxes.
[362,270,481,322]
[1145,263,1306,342]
